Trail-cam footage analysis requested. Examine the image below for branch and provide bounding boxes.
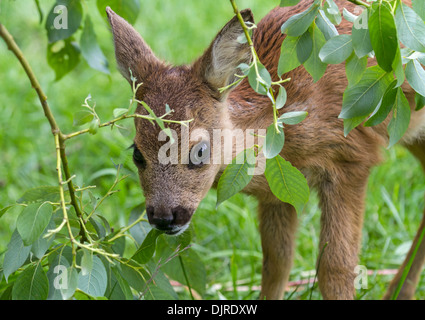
[230,0,254,47]
[0,23,86,240]
[63,113,192,141]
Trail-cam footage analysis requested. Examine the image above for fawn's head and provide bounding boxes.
[107,7,253,235]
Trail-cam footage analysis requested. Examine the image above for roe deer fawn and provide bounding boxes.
[106,0,425,299]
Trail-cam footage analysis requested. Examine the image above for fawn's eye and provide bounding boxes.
[188,141,210,169]
[132,145,146,169]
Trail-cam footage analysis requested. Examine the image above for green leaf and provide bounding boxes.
[248,62,272,95]
[393,47,406,87]
[17,186,66,204]
[345,53,368,86]
[128,204,151,245]
[88,118,100,135]
[352,11,373,58]
[278,111,308,125]
[304,24,327,82]
[165,228,193,250]
[265,156,309,214]
[368,4,398,72]
[61,267,79,300]
[413,0,425,21]
[276,86,287,110]
[31,220,55,259]
[113,108,128,118]
[343,116,366,137]
[264,124,285,159]
[45,0,83,43]
[237,63,251,76]
[216,148,255,207]
[319,34,353,64]
[81,249,93,276]
[281,2,320,37]
[405,59,425,97]
[17,203,53,246]
[296,30,313,63]
[278,36,302,76]
[77,255,107,298]
[0,204,15,219]
[160,249,206,297]
[316,9,339,41]
[80,16,110,74]
[415,92,425,110]
[12,264,49,300]
[47,39,80,81]
[142,269,178,300]
[34,0,44,24]
[111,235,126,257]
[280,0,300,6]
[343,7,358,23]
[388,88,411,148]
[395,2,425,52]
[132,229,162,264]
[46,249,77,300]
[109,267,133,300]
[73,111,94,126]
[46,247,72,298]
[97,0,141,25]
[340,66,393,119]
[3,229,32,281]
[118,263,146,293]
[365,80,397,127]
[323,0,341,25]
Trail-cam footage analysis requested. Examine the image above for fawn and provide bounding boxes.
[106,0,425,299]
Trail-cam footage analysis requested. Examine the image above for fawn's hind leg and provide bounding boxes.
[258,201,297,300]
[317,164,370,300]
[384,139,425,300]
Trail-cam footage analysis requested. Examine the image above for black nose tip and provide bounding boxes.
[151,215,174,230]
[146,206,174,231]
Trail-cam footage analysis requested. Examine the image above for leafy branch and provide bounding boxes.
[0,20,193,291]
[0,23,85,241]
[214,1,310,214]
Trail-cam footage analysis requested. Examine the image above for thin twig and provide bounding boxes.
[63,113,192,140]
[54,134,76,265]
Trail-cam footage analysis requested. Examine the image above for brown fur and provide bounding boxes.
[107,0,425,299]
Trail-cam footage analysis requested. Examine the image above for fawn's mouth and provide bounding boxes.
[164,223,189,236]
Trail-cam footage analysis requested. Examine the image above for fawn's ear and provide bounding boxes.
[194,9,254,98]
[106,7,162,84]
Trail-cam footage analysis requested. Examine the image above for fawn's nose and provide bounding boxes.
[146,206,174,231]
[146,205,192,235]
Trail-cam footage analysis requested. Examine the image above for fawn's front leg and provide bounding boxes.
[258,201,298,300]
[316,164,370,300]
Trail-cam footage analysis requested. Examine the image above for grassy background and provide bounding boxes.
[0,0,424,300]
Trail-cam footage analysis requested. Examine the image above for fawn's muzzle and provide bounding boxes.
[146,205,192,235]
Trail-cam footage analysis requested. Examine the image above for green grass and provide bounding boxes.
[0,0,424,300]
